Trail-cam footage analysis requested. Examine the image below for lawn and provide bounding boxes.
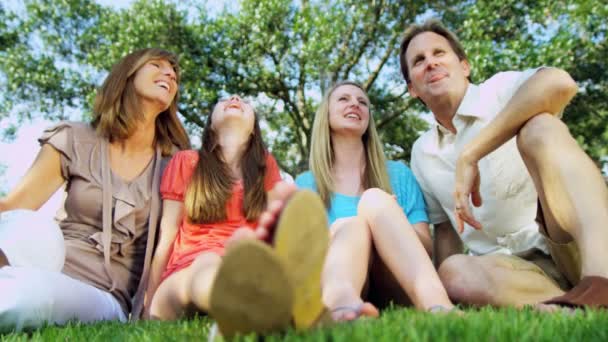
[2,307,608,341]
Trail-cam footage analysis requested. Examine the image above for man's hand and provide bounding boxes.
[454,153,483,233]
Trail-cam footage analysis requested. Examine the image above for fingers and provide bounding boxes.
[453,191,482,233]
[268,181,297,203]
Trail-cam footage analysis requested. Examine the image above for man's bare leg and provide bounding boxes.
[517,114,608,279]
[438,254,564,307]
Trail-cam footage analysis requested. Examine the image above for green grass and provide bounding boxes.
[2,307,608,341]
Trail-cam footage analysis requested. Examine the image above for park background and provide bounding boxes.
[1,1,608,340]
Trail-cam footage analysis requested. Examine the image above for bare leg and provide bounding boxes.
[517,114,608,278]
[321,217,379,320]
[439,254,564,307]
[149,252,221,320]
[358,188,454,310]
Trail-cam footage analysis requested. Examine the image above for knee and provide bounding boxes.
[437,254,481,303]
[358,188,395,222]
[191,252,221,270]
[517,114,570,157]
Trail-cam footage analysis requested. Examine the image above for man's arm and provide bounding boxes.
[454,68,578,231]
[460,67,577,166]
[433,221,463,268]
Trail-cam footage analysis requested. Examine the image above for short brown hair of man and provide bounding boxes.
[92,47,190,156]
[399,19,468,84]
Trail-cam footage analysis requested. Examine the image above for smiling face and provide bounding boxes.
[210,95,255,135]
[405,31,470,106]
[328,84,370,137]
[133,58,178,113]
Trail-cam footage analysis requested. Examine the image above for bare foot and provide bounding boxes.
[535,303,577,315]
[331,302,379,322]
[226,182,298,246]
[255,182,298,241]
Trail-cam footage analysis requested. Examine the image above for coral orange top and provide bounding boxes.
[160,150,282,279]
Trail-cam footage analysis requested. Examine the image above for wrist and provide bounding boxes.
[459,146,480,166]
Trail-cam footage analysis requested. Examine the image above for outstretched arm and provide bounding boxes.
[0,144,65,212]
[454,68,578,231]
[144,199,182,317]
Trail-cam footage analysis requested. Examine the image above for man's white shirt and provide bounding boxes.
[411,68,550,256]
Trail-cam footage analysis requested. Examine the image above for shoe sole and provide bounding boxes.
[273,190,329,329]
[209,240,294,338]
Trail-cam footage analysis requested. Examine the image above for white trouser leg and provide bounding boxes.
[0,266,126,332]
[0,209,65,271]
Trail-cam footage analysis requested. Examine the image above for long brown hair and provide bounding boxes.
[91,48,190,155]
[309,81,392,208]
[184,105,268,223]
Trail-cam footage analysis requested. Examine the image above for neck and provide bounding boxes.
[426,81,469,134]
[113,115,157,155]
[217,129,250,173]
[331,134,365,172]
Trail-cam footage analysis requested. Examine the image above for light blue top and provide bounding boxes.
[295,160,429,226]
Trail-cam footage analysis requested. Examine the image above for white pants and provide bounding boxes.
[0,210,126,332]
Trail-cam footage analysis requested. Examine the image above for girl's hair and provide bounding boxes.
[309,81,392,208]
[92,48,190,156]
[184,105,268,223]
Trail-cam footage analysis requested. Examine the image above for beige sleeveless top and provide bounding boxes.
[39,122,170,319]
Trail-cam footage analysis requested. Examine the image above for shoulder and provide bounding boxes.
[386,160,415,180]
[411,130,435,158]
[295,171,315,188]
[479,69,540,94]
[169,150,199,168]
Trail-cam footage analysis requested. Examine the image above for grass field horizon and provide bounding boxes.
[2,306,608,341]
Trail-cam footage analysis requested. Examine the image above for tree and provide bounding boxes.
[1,0,606,175]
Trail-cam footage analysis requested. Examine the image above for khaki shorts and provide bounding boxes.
[505,203,582,291]
[535,202,581,288]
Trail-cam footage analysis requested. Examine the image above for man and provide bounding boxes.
[400,19,608,308]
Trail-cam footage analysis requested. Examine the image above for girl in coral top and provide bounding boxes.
[144,95,283,318]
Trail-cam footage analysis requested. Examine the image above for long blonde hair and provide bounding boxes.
[309,81,392,208]
[92,48,190,156]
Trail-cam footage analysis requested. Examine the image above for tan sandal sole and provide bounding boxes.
[209,240,294,338]
[273,190,329,329]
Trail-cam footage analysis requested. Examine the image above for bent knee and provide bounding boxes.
[517,114,571,155]
[191,252,221,270]
[438,254,487,303]
[358,188,395,220]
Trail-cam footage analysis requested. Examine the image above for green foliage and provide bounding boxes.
[0,0,606,173]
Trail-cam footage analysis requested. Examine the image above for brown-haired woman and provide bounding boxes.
[146,95,321,337]
[0,48,190,332]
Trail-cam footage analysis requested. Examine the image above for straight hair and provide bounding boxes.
[309,81,392,208]
[184,107,268,223]
[92,48,190,156]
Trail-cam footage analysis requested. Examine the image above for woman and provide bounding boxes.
[0,48,190,332]
[296,81,455,321]
[146,95,330,338]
